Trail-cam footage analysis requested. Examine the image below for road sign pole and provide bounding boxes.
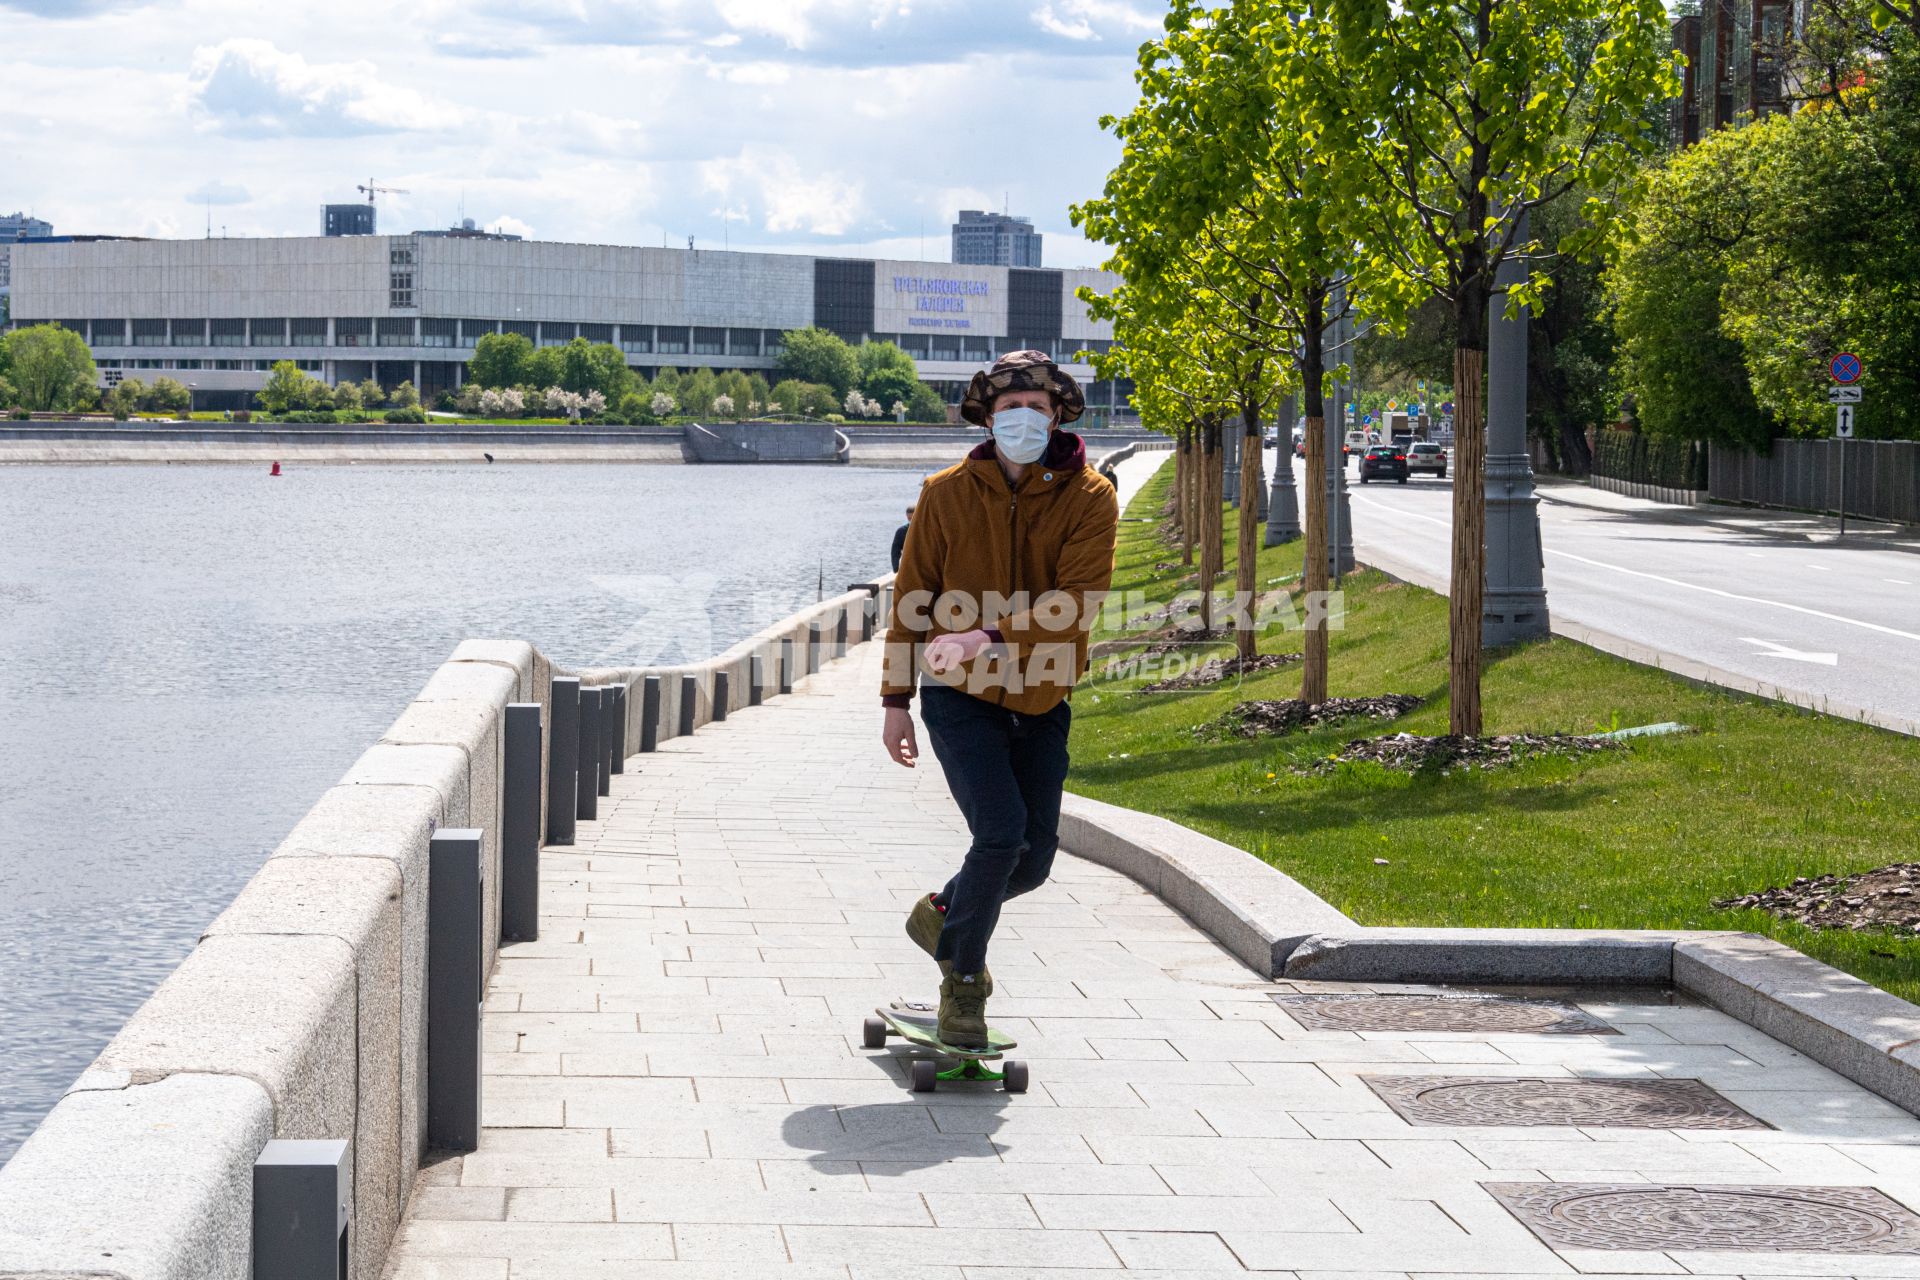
[1838,431,1847,539]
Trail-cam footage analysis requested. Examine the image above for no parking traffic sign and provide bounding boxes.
[1830,352,1863,384]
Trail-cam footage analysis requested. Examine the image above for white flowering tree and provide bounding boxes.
[583,389,606,418]
[712,393,735,417]
[650,391,675,418]
[843,387,867,418]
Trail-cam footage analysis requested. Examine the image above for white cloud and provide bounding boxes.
[1034,0,1160,41]
[184,179,250,205]
[700,146,865,236]
[487,215,536,238]
[188,38,462,136]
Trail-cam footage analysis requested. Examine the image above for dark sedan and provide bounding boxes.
[1358,444,1410,484]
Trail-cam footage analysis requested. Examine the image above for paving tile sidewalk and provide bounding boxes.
[382,640,1920,1280]
[383,646,1920,1279]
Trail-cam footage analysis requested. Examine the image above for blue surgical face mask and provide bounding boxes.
[991,406,1053,464]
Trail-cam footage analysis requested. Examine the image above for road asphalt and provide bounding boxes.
[1257,448,1920,736]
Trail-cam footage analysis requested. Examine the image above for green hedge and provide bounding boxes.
[1590,430,1708,489]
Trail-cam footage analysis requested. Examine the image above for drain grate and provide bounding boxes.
[1485,1182,1920,1254]
[1272,993,1615,1035]
[1366,1075,1768,1130]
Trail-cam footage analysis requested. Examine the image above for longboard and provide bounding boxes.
[863,1001,1026,1093]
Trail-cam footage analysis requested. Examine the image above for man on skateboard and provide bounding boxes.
[880,350,1120,1048]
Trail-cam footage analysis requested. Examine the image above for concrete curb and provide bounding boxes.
[1057,791,1920,1118]
[1057,792,1356,977]
[1585,474,1707,505]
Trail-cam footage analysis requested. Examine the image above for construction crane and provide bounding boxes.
[356,179,409,206]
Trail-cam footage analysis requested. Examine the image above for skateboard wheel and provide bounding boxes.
[911,1060,939,1093]
[1003,1060,1029,1094]
[862,1017,887,1050]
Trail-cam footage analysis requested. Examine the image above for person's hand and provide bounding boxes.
[924,628,991,675]
[882,707,919,767]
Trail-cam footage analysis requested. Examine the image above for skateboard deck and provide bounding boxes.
[877,1002,1017,1057]
[865,1001,1028,1091]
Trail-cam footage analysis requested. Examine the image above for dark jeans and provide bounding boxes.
[918,682,1072,975]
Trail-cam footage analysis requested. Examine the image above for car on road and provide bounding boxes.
[1406,441,1447,478]
[1343,429,1370,458]
[1358,444,1410,484]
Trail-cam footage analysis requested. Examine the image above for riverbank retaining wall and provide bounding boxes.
[0,582,885,1280]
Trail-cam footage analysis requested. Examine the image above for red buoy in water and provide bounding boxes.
[269,461,282,476]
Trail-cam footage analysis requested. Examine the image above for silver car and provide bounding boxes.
[1406,442,1448,478]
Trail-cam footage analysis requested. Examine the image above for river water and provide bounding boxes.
[0,461,922,1164]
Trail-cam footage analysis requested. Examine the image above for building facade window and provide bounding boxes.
[388,241,416,309]
[335,317,372,347]
[539,322,575,347]
[289,318,327,346]
[421,318,456,349]
[502,319,536,341]
[210,318,246,347]
[656,327,688,355]
[579,322,612,343]
[90,320,125,346]
[377,317,416,347]
[693,326,725,355]
[619,324,653,354]
[727,328,760,356]
[250,318,287,345]
[171,319,206,347]
[459,319,495,348]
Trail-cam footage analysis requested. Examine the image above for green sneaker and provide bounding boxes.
[905,892,944,960]
[937,971,991,1049]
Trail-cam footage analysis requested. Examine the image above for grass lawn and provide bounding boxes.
[1068,464,1920,1003]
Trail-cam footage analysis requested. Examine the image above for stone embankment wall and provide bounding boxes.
[0,583,883,1280]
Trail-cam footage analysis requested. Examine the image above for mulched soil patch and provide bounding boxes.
[1142,652,1304,692]
[1293,729,1615,773]
[1715,864,1920,934]
[1200,694,1423,739]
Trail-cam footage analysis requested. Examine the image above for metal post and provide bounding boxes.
[501,703,541,944]
[608,685,626,775]
[640,675,660,753]
[679,674,697,736]
[252,1139,349,1280]
[714,671,729,723]
[1838,435,1848,538]
[1323,292,1355,579]
[750,654,765,706]
[545,677,578,846]
[427,828,483,1153]
[575,688,600,821]
[597,688,614,798]
[834,610,848,658]
[780,639,794,694]
[805,623,819,675]
[1266,394,1301,544]
[1482,209,1551,645]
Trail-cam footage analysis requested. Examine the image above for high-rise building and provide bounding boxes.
[0,213,53,320]
[1669,0,1794,146]
[951,211,1043,268]
[323,203,377,236]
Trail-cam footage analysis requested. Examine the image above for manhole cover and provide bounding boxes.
[1485,1182,1920,1253]
[1366,1076,1767,1129]
[1272,993,1615,1034]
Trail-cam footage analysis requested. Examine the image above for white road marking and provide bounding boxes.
[1350,495,1920,645]
[1741,637,1839,666]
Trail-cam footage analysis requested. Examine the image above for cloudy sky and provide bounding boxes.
[1,0,1158,267]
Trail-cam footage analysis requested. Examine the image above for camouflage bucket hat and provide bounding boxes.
[960,349,1085,427]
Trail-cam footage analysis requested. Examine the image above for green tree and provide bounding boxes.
[679,367,719,417]
[258,360,312,414]
[106,377,145,418]
[775,327,858,397]
[2,323,97,411]
[333,380,364,413]
[745,371,771,412]
[359,378,386,408]
[524,345,562,393]
[856,341,920,409]
[907,382,947,423]
[147,376,192,416]
[391,380,421,409]
[468,332,530,388]
[1315,0,1678,734]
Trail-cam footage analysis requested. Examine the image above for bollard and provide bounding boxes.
[546,677,579,846]
[779,639,794,695]
[253,1139,349,1280]
[679,674,697,736]
[640,675,661,753]
[859,595,874,642]
[427,829,484,1152]
[805,622,819,675]
[501,703,542,943]
[598,688,614,799]
[835,609,849,657]
[749,654,765,706]
[608,685,627,775]
[576,687,601,821]
[714,671,729,723]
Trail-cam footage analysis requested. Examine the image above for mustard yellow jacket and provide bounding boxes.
[881,430,1119,715]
